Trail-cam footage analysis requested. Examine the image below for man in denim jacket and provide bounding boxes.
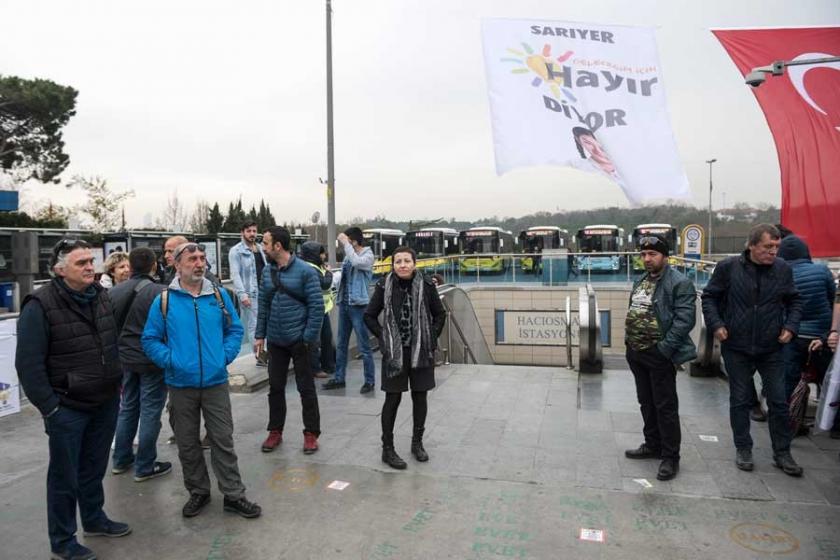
[323,227,377,393]
[229,221,268,366]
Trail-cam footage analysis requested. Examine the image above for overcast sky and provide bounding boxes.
[1,0,837,227]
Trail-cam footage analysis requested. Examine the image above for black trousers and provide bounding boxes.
[626,346,681,460]
[267,342,320,435]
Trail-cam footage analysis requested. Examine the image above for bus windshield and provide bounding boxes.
[578,233,618,252]
[408,232,442,257]
[523,232,561,251]
[463,234,497,254]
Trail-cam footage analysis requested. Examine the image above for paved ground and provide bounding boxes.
[3,359,840,559]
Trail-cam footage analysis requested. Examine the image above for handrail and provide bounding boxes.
[439,294,478,364]
[578,284,603,373]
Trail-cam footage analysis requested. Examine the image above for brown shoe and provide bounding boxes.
[303,431,319,454]
[261,430,283,453]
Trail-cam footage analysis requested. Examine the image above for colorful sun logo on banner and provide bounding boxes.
[502,43,577,102]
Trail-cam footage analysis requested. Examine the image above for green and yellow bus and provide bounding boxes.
[459,227,515,274]
[405,227,460,272]
[363,228,405,275]
[518,226,571,273]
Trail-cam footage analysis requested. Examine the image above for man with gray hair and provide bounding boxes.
[16,239,131,560]
[702,224,804,476]
[142,242,260,519]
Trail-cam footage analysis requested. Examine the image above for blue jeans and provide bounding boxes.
[113,370,167,475]
[334,304,375,385]
[723,347,791,455]
[45,397,120,552]
[310,315,336,373]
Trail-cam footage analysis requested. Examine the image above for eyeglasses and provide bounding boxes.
[172,242,205,261]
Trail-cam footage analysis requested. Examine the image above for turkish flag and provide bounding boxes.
[713,27,840,257]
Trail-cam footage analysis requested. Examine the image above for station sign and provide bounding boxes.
[681,224,704,259]
[495,309,611,347]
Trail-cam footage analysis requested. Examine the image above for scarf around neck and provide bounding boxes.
[381,272,433,378]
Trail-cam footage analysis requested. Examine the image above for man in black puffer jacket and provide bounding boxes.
[16,240,131,560]
[702,224,803,477]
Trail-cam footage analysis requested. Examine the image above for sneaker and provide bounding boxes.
[773,453,804,477]
[111,460,134,475]
[201,434,211,449]
[360,383,374,394]
[223,496,262,519]
[182,493,211,518]
[656,458,679,481]
[261,430,283,453]
[303,431,319,455]
[735,448,754,471]
[83,519,132,538]
[134,461,172,482]
[51,542,97,560]
[624,443,660,460]
[322,379,346,390]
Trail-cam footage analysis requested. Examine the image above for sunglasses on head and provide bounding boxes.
[53,238,91,256]
[639,236,664,247]
[173,242,206,261]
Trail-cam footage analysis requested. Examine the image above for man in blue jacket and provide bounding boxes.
[623,236,696,482]
[702,224,803,476]
[142,242,260,519]
[777,234,835,400]
[254,227,325,454]
[323,227,377,393]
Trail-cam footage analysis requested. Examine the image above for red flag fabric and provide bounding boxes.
[713,27,840,257]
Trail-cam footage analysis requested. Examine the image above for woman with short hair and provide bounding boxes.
[364,247,446,469]
[100,251,130,288]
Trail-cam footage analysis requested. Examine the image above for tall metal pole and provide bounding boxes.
[706,158,716,256]
[325,0,337,267]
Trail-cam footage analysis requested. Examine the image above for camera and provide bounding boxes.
[745,71,766,87]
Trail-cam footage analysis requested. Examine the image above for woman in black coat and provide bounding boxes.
[364,247,446,469]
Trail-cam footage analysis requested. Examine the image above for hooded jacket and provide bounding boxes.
[255,254,324,346]
[300,241,335,314]
[141,277,243,388]
[777,235,835,338]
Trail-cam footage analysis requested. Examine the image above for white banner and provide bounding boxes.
[482,19,690,204]
[0,318,20,417]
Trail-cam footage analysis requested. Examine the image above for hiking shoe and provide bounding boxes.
[261,430,283,453]
[360,383,374,394]
[656,459,679,481]
[111,460,134,475]
[51,543,97,560]
[735,448,754,471]
[303,431,319,455]
[624,443,660,460]
[83,519,132,538]
[773,453,804,477]
[382,446,408,470]
[223,496,262,519]
[133,461,172,482]
[322,379,346,390]
[182,493,211,518]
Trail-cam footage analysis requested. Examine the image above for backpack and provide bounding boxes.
[159,286,232,341]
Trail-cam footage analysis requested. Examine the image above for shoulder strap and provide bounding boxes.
[272,269,307,306]
[116,278,154,332]
[213,286,232,326]
[160,289,169,319]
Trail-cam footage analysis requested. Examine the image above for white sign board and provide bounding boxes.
[681,225,704,258]
[0,319,20,417]
[482,18,690,204]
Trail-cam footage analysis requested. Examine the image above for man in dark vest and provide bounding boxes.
[16,239,131,560]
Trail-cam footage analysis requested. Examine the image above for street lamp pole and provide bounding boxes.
[325,0,337,267]
[706,158,716,256]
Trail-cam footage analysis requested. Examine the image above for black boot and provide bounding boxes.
[381,434,407,470]
[411,427,429,462]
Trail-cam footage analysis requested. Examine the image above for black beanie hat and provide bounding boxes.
[639,235,669,257]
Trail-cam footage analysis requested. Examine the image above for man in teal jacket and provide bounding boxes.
[623,236,697,482]
[142,242,260,520]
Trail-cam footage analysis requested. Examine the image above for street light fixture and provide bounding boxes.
[745,56,840,87]
[706,158,717,256]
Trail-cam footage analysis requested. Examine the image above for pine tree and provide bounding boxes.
[206,202,224,234]
[247,205,258,225]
